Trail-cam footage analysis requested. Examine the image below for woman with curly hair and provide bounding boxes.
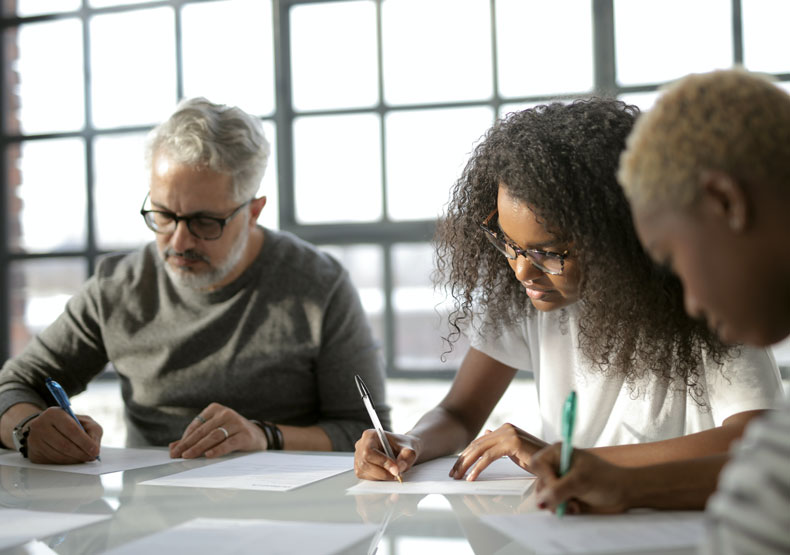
[354,98,781,485]
[531,70,790,551]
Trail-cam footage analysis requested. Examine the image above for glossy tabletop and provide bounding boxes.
[0,450,698,555]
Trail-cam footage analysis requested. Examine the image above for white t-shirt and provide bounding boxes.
[469,304,783,447]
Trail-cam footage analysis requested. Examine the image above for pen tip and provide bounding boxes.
[396,475,403,484]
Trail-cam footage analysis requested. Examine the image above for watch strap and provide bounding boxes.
[12,412,41,458]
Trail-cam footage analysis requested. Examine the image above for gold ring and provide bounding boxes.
[194,415,207,424]
[218,426,229,440]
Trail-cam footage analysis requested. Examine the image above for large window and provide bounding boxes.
[2,0,789,376]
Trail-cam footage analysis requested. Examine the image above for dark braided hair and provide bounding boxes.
[435,98,733,398]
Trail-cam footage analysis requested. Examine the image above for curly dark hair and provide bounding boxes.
[435,98,733,397]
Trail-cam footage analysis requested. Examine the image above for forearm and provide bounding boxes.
[623,454,729,510]
[279,424,332,451]
[592,410,765,467]
[408,406,479,464]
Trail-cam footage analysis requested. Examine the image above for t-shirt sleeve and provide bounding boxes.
[468,312,533,373]
[705,346,783,426]
[0,274,109,417]
[312,270,389,451]
[701,402,790,555]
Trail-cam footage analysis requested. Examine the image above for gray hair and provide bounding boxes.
[146,97,271,203]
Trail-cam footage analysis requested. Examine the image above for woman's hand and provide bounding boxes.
[354,429,420,481]
[449,423,547,481]
[530,442,632,514]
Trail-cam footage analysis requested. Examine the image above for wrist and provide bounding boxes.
[250,420,284,450]
[12,412,41,458]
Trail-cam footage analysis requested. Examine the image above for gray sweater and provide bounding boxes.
[0,228,390,451]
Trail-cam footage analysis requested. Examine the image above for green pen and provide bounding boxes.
[557,390,576,517]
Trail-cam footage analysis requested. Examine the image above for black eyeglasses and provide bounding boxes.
[479,209,569,275]
[140,192,251,241]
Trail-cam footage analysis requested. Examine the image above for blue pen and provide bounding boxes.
[45,378,101,462]
[557,390,576,517]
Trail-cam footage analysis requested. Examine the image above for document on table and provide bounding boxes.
[104,518,377,555]
[0,447,178,475]
[0,508,111,551]
[140,451,353,491]
[480,510,705,554]
[346,456,535,496]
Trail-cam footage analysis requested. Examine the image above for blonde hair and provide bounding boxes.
[618,68,790,209]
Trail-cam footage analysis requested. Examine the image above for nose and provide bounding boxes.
[169,220,197,253]
[510,255,543,282]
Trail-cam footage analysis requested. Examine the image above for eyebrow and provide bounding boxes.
[497,222,564,251]
[150,200,225,219]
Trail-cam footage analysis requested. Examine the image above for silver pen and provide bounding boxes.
[355,374,402,483]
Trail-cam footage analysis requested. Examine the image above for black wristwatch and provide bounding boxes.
[12,412,41,458]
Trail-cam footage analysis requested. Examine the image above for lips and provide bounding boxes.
[523,284,553,300]
[170,256,199,268]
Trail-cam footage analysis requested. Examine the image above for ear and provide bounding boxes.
[248,196,267,225]
[697,170,750,232]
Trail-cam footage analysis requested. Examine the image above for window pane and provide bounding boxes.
[259,121,279,231]
[386,107,493,221]
[7,19,84,134]
[9,258,87,357]
[743,0,790,74]
[6,0,80,17]
[94,133,150,250]
[382,0,492,105]
[618,90,661,112]
[182,0,275,117]
[614,0,732,86]
[90,8,176,128]
[89,0,157,7]
[8,139,86,253]
[392,243,467,371]
[293,114,382,224]
[291,1,378,111]
[496,0,593,97]
[320,244,385,350]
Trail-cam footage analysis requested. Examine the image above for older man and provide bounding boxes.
[0,98,389,464]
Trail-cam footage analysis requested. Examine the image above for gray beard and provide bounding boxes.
[162,225,251,291]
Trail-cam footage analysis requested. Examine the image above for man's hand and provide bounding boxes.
[354,429,419,481]
[169,402,266,459]
[530,442,632,515]
[26,407,102,464]
[449,423,547,481]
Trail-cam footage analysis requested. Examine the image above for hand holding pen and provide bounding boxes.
[355,374,403,483]
[43,377,102,463]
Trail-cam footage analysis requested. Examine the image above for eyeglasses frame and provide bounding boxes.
[140,192,252,241]
[479,209,569,275]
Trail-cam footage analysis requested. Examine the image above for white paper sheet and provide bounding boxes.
[346,456,535,496]
[104,518,377,555]
[139,451,353,491]
[0,447,178,475]
[480,510,705,554]
[0,508,111,551]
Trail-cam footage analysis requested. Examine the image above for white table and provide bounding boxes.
[0,450,698,555]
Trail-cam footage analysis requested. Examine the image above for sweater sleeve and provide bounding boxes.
[0,273,109,418]
[701,402,790,555]
[311,270,390,451]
